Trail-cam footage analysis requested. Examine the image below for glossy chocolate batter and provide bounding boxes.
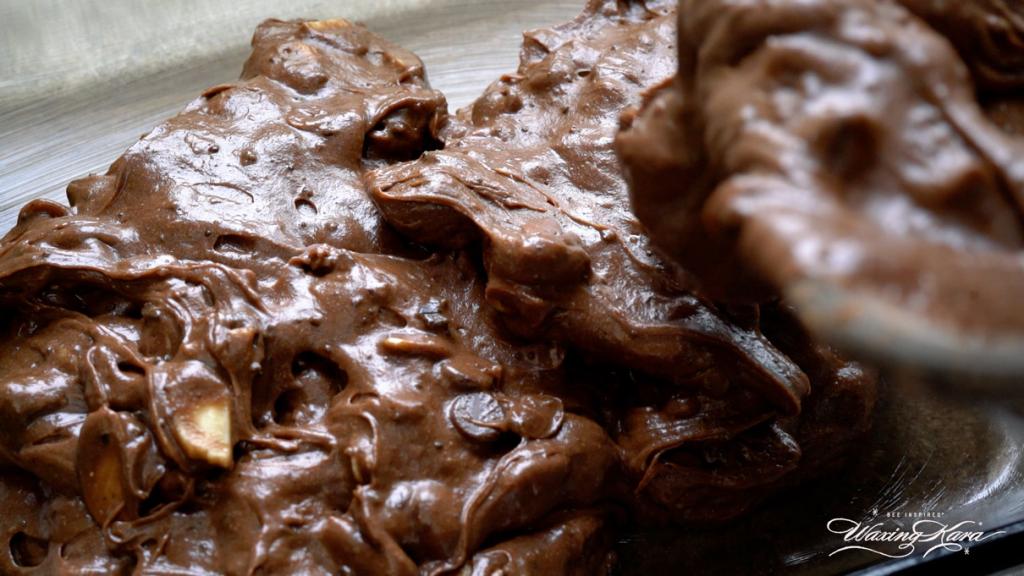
[618,0,1024,342]
[0,19,617,575]
[367,0,875,525]
[0,4,876,575]
[368,0,811,416]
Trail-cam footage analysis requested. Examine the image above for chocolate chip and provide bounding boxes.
[448,393,508,443]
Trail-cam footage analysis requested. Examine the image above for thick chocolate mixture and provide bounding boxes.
[367,0,875,525]
[618,0,1024,341]
[1,3,876,575]
[0,19,615,575]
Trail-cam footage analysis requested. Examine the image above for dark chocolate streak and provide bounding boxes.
[0,4,875,575]
[898,0,1024,93]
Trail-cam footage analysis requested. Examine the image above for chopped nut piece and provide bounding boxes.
[172,398,233,468]
[77,408,131,527]
[379,331,451,359]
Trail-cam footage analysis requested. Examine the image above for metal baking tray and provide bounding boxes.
[2,1,1022,574]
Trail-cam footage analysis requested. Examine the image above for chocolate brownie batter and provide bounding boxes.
[0,4,877,575]
[368,0,810,416]
[0,19,617,574]
[618,0,1024,343]
[367,0,875,524]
